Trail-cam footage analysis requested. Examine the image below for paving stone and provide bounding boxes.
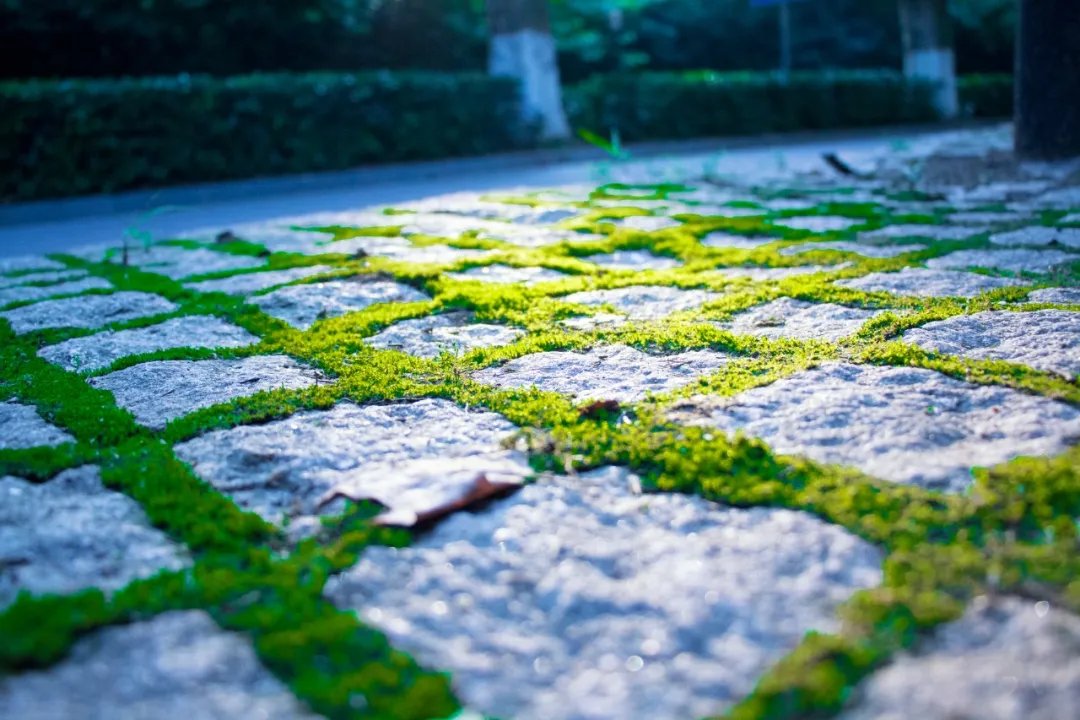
[38,316,258,374]
[473,344,730,403]
[781,240,927,258]
[0,610,318,719]
[948,210,1032,225]
[611,215,682,232]
[0,276,112,308]
[1060,213,1080,225]
[724,298,886,342]
[174,398,528,533]
[989,226,1080,249]
[585,250,681,271]
[0,401,74,449]
[88,355,324,430]
[862,224,985,242]
[559,313,630,331]
[399,212,522,239]
[0,269,88,291]
[478,226,602,248]
[364,311,524,358]
[253,277,429,330]
[669,203,765,218]
[326,467,884,720]
[841,596,1080,720]
[447,265,568,285]
[668,362,1080,493]
[185,265,338,295]
[700,232,778,250]
[121,245,267,280]
[0,291,179,334]
[715,264,843,281]
[1032,185,1080,208]
[1028,287,1080,304]
[561,285,718,322]
[837,267,1026,298]
[0,256,65,274]
[400,193,579,225]
[0,466,190,609]
[769,216,865,233]
[903,310,1080,379]
[926,248,1076,274]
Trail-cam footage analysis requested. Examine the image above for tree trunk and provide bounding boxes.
[487,0,570,141]
[1015,0,1080,160]
[898,0,958,118]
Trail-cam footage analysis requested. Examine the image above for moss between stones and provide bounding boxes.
[0,181,1077,720]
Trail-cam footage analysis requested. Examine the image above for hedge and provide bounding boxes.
[565,70,940,143]
[958,74,1013,118]
[0,72,528,202]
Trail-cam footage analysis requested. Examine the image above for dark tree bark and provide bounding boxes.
[898,0,958,118]
[1015,0,1080,160]
[487,0,570,140]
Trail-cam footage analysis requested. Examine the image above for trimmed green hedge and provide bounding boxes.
[565,70,940,142]
[958,74,1013,118]
[0,72,528,202]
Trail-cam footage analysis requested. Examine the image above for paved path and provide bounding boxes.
[1,124,1078,720]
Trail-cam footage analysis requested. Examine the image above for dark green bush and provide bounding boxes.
[958,74,1013,118]
[0,72,527,202]
[565,70,939,142]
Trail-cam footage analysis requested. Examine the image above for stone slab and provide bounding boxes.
[724,298,885,342]
[903,310,1080,379]
[926,248,1076,274]
[472,344,730,403]
[989,226,1080,249]
[781,241,927,259]
[585,251,681,271]
[364,311,523,359]
[700,233,778,251]
[0,610,318,719]
[253,278,429,330]
[769,216,865,233]
[715,265,843,281]
[0,270,91,292]
[121,245,266,280]
[0,466,190,609]
[841,597,1080,720]
[38,316,258,373]
[88,355,324,430]
[837,268,1025,298]
[561,285,718,321]
[1028,287,1080,304]
[185,265,338,295]
[0,401,74,449]
[174,398,526,534]
[0,256,65,274]
[0,292,179,334]
[668,362,1080,493]
[447,265,568,286]
[862,225,984,242]
[326,467,883,720]
[611,216,682,232]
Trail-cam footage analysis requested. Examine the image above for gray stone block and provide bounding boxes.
[364,311,523,359]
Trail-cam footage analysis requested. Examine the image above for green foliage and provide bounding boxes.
[0,72,528,201]
[958,74,1013,118]
[566,70,940,143]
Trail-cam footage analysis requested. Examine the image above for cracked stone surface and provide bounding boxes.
[841,596,1080,720]
[561,285,718,321]
[669,362,1080,493]
[364,311,524,358]
[175,398,527,534]
[473,344,730,403]
[0,291,179,334]
[0,276,112,307]
[447,264,568,285]
[989,226,1080,249]
[724,298,885,342]
[0,401,74,449]
[837,267,1026,297]
[0,610,319,719]
[38,316,258,373]
[253,277,430,330]
[903,310,1080,379]
[325,467,884,720]
[585,250,681,271]
[781,240,927,258]
[0,466,190,609]
[89,355,324,429]
[769,216,865,233]
[1029,287,1080,304]
[185,265,338,295]
[926,248,1076,274]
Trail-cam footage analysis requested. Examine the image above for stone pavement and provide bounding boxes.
[1,126,1079,719]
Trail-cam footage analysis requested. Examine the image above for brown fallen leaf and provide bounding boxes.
[579,399,621,419]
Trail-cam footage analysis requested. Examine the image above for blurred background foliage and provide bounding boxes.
[0,0,1016,81]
